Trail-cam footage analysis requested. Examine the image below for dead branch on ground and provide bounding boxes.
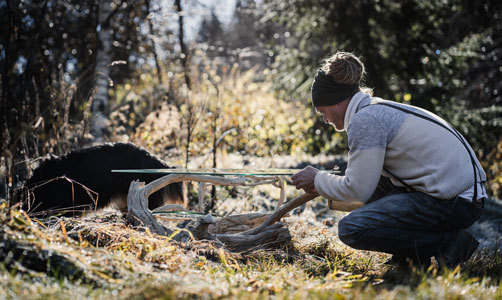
[127,174,318,251]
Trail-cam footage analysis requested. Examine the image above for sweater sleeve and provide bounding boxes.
[314,148,385,203]
[314,112,388,203]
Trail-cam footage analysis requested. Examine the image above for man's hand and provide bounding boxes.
[291,166,320,194]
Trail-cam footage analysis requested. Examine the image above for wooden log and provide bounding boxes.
[327,199,364,211]
[126,180,170,236]
[209,213,269,234]
[239,193,318,236]
[217,226,291,252]
[186,214,219,241]
[126,174,320,251]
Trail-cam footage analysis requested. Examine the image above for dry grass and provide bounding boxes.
[1,199,502,300]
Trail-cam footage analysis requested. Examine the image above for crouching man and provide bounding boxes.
[291,52,486,269]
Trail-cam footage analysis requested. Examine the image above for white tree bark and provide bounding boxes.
[91,0,112,141]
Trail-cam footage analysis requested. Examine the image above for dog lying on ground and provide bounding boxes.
[17,143,184,217]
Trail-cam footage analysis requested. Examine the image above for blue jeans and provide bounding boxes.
[338,177,483,261]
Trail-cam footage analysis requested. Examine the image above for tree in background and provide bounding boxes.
[264,0,501,125]
[228,0,259,50]
[92,0,112,142]
[145,0,164,84]
[174,0,191,89]
[197,9,224,46]
[226,0,282,69]
[262,0,502,195]
[0,0,166,198]
[194,0,284,71]
[196,8,225,63]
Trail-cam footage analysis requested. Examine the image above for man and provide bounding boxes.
[291,52,486,269]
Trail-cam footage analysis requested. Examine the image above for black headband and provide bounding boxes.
[311,69,360,106]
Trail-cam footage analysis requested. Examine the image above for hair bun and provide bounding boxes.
[322,52,365,85]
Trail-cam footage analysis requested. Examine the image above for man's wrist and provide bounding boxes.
[313,170,327,197]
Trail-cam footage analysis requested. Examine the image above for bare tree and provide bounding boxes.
[182,95,205,168]
[174,0,191,89]
[91,0,112,142]
[146,0,163,84]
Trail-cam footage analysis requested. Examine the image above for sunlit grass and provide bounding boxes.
[2,200,502,300]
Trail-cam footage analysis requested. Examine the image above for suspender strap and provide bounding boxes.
[383,167,414,191]
[362,102,481,202]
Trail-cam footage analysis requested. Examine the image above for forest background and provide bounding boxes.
[1,0,502,201]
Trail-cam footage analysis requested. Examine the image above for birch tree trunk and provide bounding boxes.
[91,0,112,142]
[146,0,163,84]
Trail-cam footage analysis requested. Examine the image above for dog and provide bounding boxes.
[18,143,184,217]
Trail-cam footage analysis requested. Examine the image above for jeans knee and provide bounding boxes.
[338,216,363,248]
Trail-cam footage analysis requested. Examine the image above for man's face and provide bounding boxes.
[315,104,346,132]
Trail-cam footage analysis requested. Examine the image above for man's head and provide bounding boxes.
[311,52,366,131]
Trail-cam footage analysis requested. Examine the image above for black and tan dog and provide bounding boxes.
[17,143,184,217]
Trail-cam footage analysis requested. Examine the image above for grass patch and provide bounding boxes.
[1,201,502,299]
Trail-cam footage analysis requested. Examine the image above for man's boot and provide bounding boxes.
[436,230,479,269]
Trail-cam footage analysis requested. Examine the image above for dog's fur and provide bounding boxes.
[18,143,183,216]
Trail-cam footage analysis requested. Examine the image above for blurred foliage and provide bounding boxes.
[0,0,160,187]
[262,0,502,197]
[0,0,182,198]
[483,141,502,198]
[195,0,283,71]
[128,59,340,165]
[264,0,501,105]
[1,0,154,123]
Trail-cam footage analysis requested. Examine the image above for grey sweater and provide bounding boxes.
[314,92,486,204]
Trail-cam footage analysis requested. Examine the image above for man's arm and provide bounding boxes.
[314,148,385,203]
[290,147,384,203]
